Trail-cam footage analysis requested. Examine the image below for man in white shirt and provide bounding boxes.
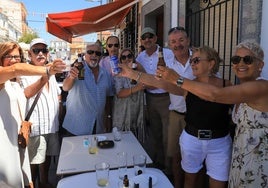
[20,38,61,188]
[165,27,195,188]
[136,27,172,170]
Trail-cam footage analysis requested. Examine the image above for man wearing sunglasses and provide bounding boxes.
[135,27,173,172]
[137,27,196,187]
[19,38,63,188]
[99,36,120,131]
[100,35,120,77]
[62,43,113,136]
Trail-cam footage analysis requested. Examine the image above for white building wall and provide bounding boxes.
[0,0,22,31]
[171,0,178,27]
[0,0,23,41]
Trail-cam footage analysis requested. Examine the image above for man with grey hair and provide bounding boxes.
[62,43,113,136]
[19,38,63,188]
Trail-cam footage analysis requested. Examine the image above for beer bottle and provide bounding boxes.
[123,175,129,188]
[157,46,165,67]
[130,61,138,85]
[77,53,85,80]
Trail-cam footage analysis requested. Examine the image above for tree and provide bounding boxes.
[18,32,39,44]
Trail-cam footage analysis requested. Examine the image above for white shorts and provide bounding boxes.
[28,133,60,164]
[180,130,232,181]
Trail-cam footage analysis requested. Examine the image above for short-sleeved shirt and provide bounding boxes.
[19,75,61,136]
[63,63,113,135]
[165,50,195,113]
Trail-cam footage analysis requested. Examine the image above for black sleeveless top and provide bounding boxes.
[185,92,230,131]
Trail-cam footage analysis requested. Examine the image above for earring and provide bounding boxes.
[259,68,262,71]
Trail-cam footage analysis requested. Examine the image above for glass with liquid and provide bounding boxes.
[95,162,110,187]
[89,136,98,154]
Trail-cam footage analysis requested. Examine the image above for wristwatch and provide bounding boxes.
[176,77,184,87]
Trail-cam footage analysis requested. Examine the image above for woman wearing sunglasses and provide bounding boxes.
[119,46,233,188]
[0,41,65,188]
[112,49,146,142]
[157,42,267,188]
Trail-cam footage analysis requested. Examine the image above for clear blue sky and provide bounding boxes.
[19,0,106,43]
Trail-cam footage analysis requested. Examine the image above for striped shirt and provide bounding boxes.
[19,75,61,136]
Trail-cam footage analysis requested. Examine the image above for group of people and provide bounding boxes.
[0,25,267,188]
[118,27,268,188]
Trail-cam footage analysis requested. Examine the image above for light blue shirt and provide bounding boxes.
[63,63,113,135]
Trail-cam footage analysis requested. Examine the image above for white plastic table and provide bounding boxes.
[57,131,153,175]
[57,168,174,188]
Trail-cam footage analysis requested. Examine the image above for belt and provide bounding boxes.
[185,125,229,140]
[146,92,169,97]
[171,110,186,116]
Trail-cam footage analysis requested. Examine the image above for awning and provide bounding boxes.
[46,0,138,43]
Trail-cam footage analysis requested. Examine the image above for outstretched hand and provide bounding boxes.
[156,66,180,84]
[46,59,66,75]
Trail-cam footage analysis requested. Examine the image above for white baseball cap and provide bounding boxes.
[30,38,47,48]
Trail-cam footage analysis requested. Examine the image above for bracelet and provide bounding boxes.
[135,72,142,82]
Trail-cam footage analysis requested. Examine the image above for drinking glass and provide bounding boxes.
[117,152,127,179]
[133,154,147,175]
[95,162,110,187]
[89,136,98,154]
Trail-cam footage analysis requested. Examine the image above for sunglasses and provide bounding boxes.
[168,26,187,35]
[107,43,119,48]
[4,55,22,60]
[86,50,102,57]
[190,57,208,65]
[141,33,154,40]
[121,54,133,60]
[230,55,255,65]
[32,48,48,55]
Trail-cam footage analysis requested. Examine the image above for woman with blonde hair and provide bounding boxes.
[119,45,233,188]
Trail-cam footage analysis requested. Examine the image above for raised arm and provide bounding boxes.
[181,78,268,105]
[0,61,65,84]
[118,63,185,95]
[62,66,78,91]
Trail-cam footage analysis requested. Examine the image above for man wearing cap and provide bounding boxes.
[136,27,173,170]
[19,38,62,188]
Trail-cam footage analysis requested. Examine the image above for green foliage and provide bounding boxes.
[18,32,39,44]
